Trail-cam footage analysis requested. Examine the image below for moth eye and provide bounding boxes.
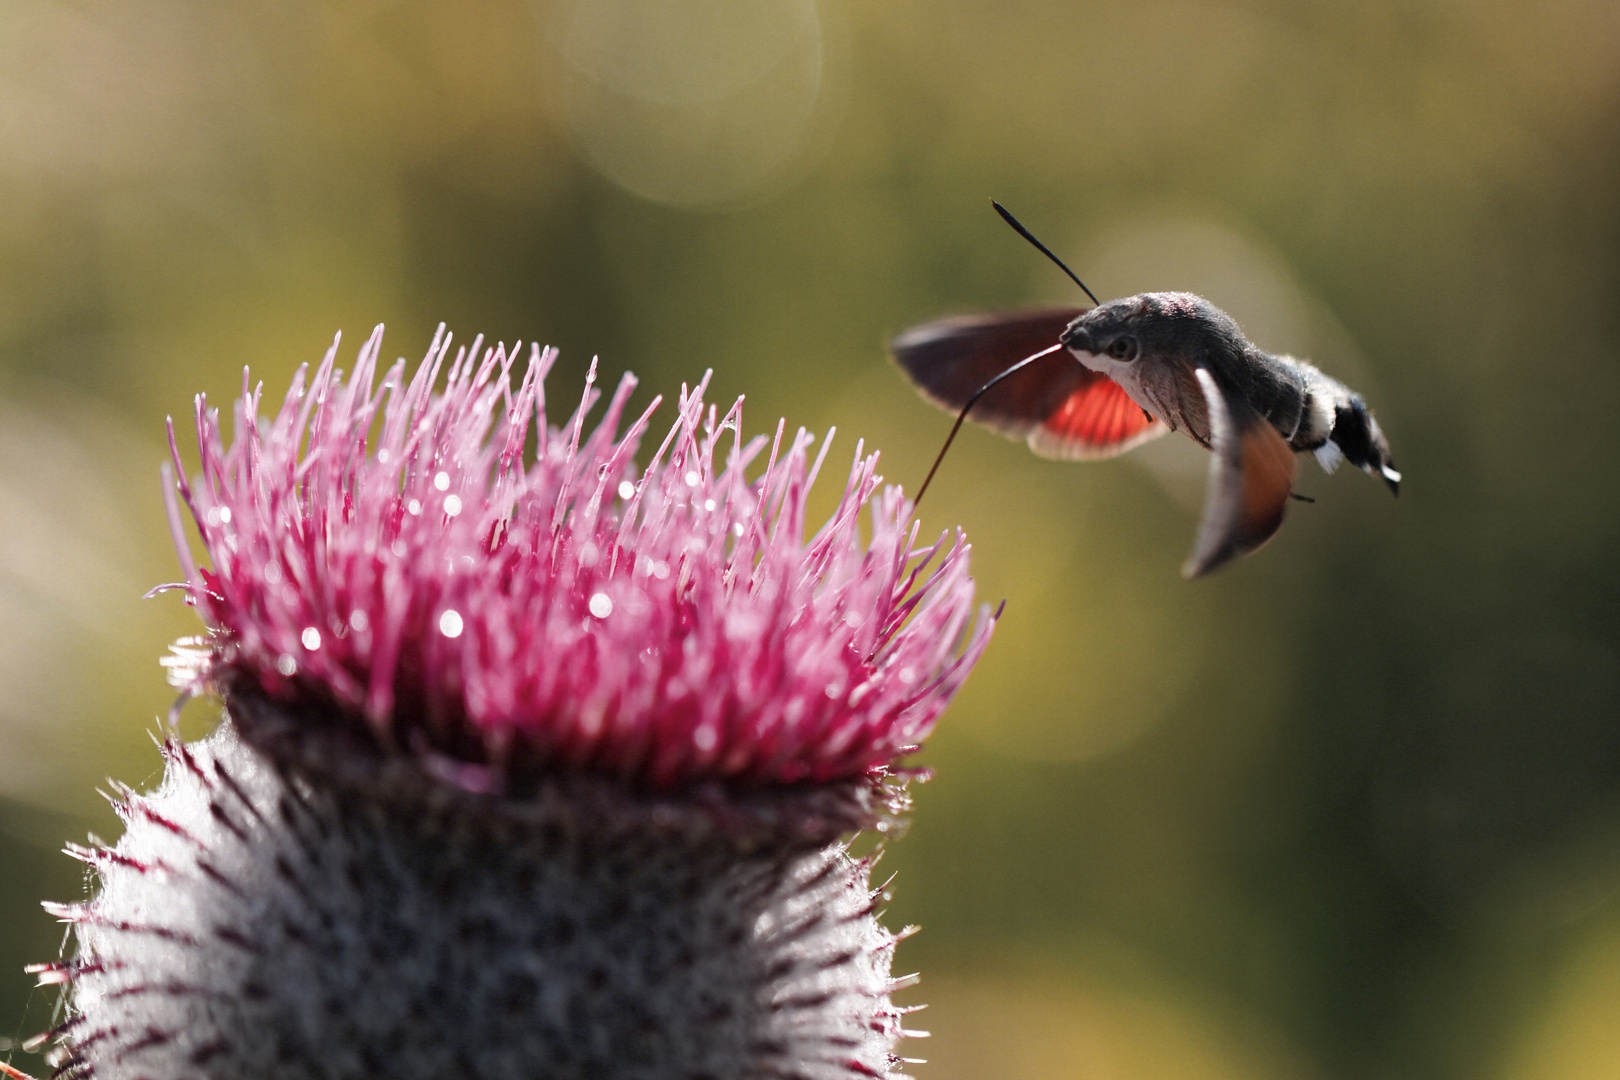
[1108,337,1138,361]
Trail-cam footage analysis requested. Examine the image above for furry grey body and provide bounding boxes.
[1060,292,1399,490]
[54,719,905,1080]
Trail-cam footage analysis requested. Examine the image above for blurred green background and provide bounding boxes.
[1,1,1616,1077]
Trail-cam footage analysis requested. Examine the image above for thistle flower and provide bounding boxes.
[35,327,994,1080]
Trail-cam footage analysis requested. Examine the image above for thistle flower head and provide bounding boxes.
[163,325,992,797]
[43,328,994,1080]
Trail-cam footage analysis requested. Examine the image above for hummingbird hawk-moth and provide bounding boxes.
[892,204,1400,578]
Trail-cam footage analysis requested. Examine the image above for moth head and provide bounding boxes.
[1062,292,1246,367]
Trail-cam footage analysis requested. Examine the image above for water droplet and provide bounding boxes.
[588,593,613,618]
[376,448,391,464]
[579,543,600,567]
[276,654,297,677]
[439,610,465,638]
[693,724,718,751]
[618,480,636,500]
[684,470,700,486]
[349,610,370,633]
[205,507,222,527]
[264,562,283,584]
[732,522,745,536]
[218,507,232,524]
[651,561,671,580]
[703,499,716,512]
[391,539,407,557]
[434,471,450,491]
[301,627,322,651]
[408,499,422,516]
[443,494,462,517]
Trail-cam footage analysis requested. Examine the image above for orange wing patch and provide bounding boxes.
[1237,421,1298,550]
[1184,367,1299,578]
[1027,376,1168,461]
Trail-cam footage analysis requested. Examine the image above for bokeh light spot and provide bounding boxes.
[546,0,835,207]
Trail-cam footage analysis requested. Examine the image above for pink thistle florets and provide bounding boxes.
[162,325,993,793]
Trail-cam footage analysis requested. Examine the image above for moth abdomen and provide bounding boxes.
[1241,352,1331,451]
[1326,393,1401,494]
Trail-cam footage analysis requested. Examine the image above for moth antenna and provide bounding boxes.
[991,200,1102,308]
[914,342,1065,505]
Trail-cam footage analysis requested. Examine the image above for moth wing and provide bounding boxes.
[1183,367,1299,579]
[891,309,1165,460]
[1025,378,1168,461]
[891,309,1084,438]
